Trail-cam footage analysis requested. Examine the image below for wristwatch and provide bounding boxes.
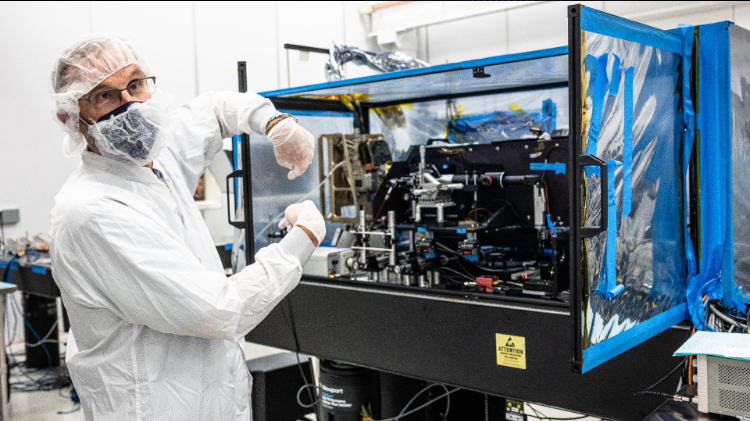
[266,113,297,133]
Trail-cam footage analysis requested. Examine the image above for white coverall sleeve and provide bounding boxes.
[67,198,314,341]
[169,91,278,192]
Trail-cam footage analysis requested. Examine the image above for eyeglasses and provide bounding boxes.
[79,76,157,112]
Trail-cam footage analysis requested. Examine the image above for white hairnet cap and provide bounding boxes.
[50,34,152,156]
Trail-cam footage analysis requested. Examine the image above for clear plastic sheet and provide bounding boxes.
[582,32,686,348]
[730,26,750,295]
[368,87,568,161]
[231,114,353,272]
[274,52,569,105]
[325,44,429,82]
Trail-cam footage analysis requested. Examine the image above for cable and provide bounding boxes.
[639,356,688,392]
[437,267,474,282]
[296,383,320,408]
[709,304,748,330]
[6,294,53,388]
[526,404,588,421]
[635,390,696,403]
[539,146,569,182]
[281,301,319,421]
[372,384,460,421]
[24,320,59,348]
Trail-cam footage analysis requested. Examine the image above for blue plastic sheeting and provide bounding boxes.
[580,6,682,54]
[687,22,731,329]
[260,46,568,103]
[580,8,689,372]
[583,303,688,373]
[369,87,568,160]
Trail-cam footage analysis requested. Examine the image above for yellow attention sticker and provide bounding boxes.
[496,334,526,369]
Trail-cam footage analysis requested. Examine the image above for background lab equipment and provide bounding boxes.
[224,5,750,421]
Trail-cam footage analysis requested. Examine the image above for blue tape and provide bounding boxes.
[232,134,241,209]
[530,162,566,175]
[585,55,598,102]
[31,265,47,275]
[456,229,467,234]
[224,243,232,251]
[608,54,621,97]
[424,252,436,260]
[417,227,426,233]
[586,54,610,158]
[580,6,682,55]
[606,284,625,299]
[0,261,6,270]
[582,303,688,373]
[599,160,622,298]
[685,24,728,328]
[276,109,354,118]
[463,255,479,262]
[623,67,634,217]
[542,98,557,133]
[546,214,557,235]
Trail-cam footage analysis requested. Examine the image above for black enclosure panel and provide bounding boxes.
[247,279,688,421]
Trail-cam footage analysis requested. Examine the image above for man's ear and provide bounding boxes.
[56,111,68,125]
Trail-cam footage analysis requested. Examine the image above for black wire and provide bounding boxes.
[437,267,474,282]
[526,404,588,421]
[539,145,569,182]
[281,301,319,420]
[640,356,688,393]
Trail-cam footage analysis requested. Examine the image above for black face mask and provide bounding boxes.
[96,101,142,122]
[91,101,159,162]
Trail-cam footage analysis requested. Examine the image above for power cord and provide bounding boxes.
[373,383,459,421]
[281,301,320,420]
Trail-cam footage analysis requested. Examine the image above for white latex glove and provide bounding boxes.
[267,118,315,180]
[278,200,326,245]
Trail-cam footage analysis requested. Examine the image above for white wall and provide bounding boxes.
[0,1,376,244]
[368,1,748,63]
[0,0,747,244]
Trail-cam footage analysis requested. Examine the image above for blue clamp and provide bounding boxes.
[31,265,48,275]
[546,214,557,235]
[530,162,566,175]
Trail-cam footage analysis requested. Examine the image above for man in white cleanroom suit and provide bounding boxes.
[48,34,325,421]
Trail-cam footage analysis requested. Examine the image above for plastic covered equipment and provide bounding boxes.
[325,43,429,81]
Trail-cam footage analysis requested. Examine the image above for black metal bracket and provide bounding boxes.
[472,66,490,78]
[283,43,330,55]
[238,61,256,264]
[579,154,608,239]
[226,169,245,229]
[568,3,584,374]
